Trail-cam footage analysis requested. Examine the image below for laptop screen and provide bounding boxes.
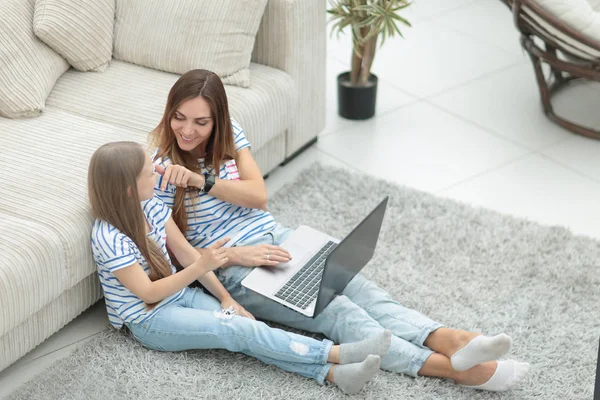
[595,336,600,400]
[314,197,388,317]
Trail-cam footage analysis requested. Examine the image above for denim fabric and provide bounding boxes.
[127,287,333,384]
[216,224,444,377]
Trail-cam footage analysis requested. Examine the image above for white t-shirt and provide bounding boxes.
[153,119,275,248]
[91,195,184,329]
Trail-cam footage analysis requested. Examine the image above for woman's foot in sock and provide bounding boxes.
[339,330,391,364]
[454,360,530,392]
[450,333,512,371]
[333,355,381,395]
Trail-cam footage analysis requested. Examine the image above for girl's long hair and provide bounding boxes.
[88,141,172,281]
[149,69,237,234]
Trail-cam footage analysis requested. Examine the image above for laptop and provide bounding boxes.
[595,336,600,400]
[241,197,389,317]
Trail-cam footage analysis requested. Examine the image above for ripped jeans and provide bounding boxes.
[126,287,334,384]
[217,224,444,377]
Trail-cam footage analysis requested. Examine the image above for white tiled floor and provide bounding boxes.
[3,1,600,398]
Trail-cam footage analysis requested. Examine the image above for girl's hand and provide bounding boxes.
[155,163,204,191]
[191,242,229,274]
[220,297,255,320]
[234,244,292,267]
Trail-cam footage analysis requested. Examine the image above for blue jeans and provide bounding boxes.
[126,287,334,384]
[217,224,444,377]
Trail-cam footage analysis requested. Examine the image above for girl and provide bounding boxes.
[149,69,531,392]
[88,141,393,395]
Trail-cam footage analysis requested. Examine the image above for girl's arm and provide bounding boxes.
[111,255,224,305]
[165,218,255,319]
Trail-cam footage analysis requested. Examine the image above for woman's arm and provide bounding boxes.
[207,148,267,210]
[156,148,267,210]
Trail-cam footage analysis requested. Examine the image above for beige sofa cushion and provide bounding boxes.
[33,0,115,72]
[0,108,149,289]
[0,214,67,339]
[113,0,267,87]
[0,0,69,118]
[46,61,297,151]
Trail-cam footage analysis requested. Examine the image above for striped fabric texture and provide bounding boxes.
[92,196,184,329]
[0,0,69,118]
[33,0,115,72]
[0,274,102,372]
[153,120,276,248]
[0,214,67,339]
[521,0,600,60]
[113,0,268,88]
[0,109,150,288]
[252,0,326,157]
[46,61,296,152]
[252,130,287,176]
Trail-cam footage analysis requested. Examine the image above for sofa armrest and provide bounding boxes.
[252,0,326,158]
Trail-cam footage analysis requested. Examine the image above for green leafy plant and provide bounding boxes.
[328,0,412,86]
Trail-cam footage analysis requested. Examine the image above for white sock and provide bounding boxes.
[460,360,530,392]
[451,333,513,371]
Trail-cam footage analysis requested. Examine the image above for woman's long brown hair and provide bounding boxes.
[149,69,237,235]
[88,141,172,281]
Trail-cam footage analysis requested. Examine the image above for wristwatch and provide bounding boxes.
[199,172,216,193]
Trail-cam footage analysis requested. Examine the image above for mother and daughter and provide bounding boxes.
[88,69,530,395]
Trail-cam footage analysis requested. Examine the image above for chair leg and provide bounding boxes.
[545,44,565,84]
[528,52,555,116]
[527,51,600,140]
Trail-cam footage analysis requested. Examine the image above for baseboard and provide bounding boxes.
[280,136,318,167]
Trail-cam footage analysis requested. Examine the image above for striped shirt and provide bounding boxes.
[152,119,276,248]
[90,195,184,329]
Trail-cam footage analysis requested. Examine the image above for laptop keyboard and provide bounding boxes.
[274,241,337,310]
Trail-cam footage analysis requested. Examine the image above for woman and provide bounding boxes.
[149,69,530,392]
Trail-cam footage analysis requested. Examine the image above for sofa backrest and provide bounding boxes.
[112,0,268,88]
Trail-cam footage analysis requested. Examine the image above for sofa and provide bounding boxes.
[0,0,325,372]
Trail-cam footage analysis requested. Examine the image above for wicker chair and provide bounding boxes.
[502,0,600,139]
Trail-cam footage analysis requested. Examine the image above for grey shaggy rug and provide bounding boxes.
[9,163,600,400]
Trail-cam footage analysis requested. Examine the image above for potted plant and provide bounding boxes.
[328,0,412,120]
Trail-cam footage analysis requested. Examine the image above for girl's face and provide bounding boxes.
[136,153,157,201]
[170,96,214,156]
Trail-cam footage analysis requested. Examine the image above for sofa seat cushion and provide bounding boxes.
[0,0,69,118]
[46,60,297,152]
[0,214,68,337]
[0,109,149,290]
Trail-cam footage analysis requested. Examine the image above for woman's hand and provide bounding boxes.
[220,297,255,320]
[155,164,204,191]
[233,244,292,267]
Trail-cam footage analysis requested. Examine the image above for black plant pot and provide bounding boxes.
[337,72,378,120]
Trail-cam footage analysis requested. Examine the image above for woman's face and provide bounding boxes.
[170,96,214,156]
[136,153,157,201]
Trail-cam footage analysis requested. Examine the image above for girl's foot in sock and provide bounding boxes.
[450,333,512,371]
[339,330,391,364]
[333,355,381,395]
[455,360,530,392]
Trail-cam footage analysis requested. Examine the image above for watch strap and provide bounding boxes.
[201,172,216,193]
